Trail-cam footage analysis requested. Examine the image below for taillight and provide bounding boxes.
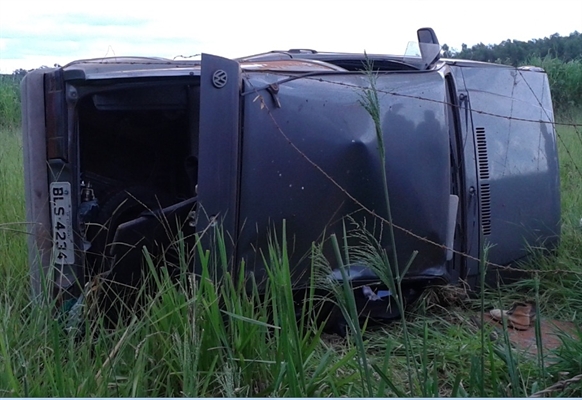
[44,70,68,160]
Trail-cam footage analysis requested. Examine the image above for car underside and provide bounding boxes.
[21,29,560,328]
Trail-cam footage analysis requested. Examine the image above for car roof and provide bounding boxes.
[59,51,514,81]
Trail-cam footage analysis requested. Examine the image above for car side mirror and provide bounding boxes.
[417,27,439,46]
[417,27,441,69]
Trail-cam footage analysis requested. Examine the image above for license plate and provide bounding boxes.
[50,182,75,264]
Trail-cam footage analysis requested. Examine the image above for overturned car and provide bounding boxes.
[22,28,560,319]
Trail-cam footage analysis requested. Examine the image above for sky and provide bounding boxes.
[0,0,580,74]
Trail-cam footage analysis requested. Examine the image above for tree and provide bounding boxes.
[449,31,582,65]
[441,44,453,58]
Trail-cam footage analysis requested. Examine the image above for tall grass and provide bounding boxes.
[0,128,27,297]
[5,215,576,396]
[509,113,582,321]
[525,56,582,112]
[0,224,366,396]
[0,75,21,130]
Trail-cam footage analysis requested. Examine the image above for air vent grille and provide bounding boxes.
[480,183,492,236]
[475,127,490,180]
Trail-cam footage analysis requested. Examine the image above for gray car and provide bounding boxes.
[21,28,560,323]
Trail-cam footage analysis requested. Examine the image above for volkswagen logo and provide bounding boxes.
[212,70,228,88]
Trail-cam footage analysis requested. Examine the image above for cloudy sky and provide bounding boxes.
[0,0,580,73]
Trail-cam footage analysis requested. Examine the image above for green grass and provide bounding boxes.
[1,77,582,396]
[0,128,26,294]
[503,112,582,322]
[526,57,582,112]
[0,75,21,130]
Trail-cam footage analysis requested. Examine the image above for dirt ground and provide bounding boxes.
[483,314,577,358]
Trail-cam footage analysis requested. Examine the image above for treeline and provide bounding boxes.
[442,31,582,65]
[442,31,582,112]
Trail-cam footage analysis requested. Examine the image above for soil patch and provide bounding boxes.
[484,315,577,357]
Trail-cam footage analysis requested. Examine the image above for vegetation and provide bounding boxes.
[442,31,582,65]
[1,38,582,396]
[0,75,21,130]
[532,56,582,112]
